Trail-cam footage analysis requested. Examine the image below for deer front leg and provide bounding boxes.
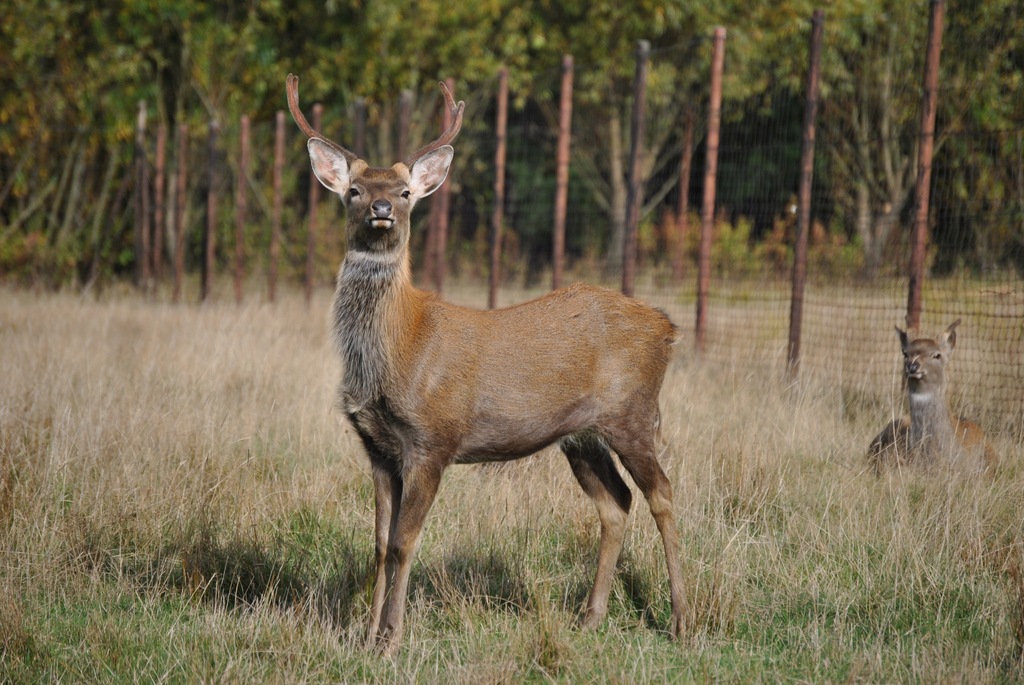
[375,461,444,653]
[366,464,400,648]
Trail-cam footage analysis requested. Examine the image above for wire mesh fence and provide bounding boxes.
[3,2,1022,438]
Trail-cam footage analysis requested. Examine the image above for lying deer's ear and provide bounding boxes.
[940,318,961,352]
[895,326,909,353]
[408,145,454,199]
[308,139,352,196]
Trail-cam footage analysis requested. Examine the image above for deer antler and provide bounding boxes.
[405,81,465,167]
[286,73,356,162]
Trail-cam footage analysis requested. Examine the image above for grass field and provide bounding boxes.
[1,285,1023,683]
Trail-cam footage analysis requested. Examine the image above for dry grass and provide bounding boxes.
[1,285,1022,683]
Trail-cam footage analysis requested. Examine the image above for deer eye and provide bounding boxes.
[401,190,411,199]
[349,187,361,198]
[933,352,942,359]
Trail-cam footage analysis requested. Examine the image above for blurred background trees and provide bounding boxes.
[1,0,1022,286]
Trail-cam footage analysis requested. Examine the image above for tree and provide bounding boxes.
[818,4,928,277]
[2,0,1022,285]
[931,0,1024,274]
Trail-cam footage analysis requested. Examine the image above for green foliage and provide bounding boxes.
[931,0,1024,275]
[0,1,1022,285]
[652,209,862,281]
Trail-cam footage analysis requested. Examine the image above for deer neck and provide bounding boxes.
[331,248,414,412]
[907,383,957,457]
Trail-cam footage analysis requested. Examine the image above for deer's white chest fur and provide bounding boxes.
[331,252,403,412]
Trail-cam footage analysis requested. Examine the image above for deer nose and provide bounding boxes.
[905,359,920,376]
[371,200,392,218]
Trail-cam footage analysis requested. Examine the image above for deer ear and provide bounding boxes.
[408,145,454,198]
[940,319,960,352]
[895,326,909,353]
[308,139,352,195]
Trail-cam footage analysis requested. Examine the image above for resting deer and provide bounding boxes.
[868,319,998,475]
[286,75,686,652]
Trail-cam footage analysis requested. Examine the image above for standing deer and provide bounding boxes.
[868,319,998,475]
[286,74,686,651]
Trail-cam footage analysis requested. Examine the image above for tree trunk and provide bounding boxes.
[47,132,84,241]
[855,179,876,274]
[57,145,88,250]
[85,151,120,290]
[605,110,627,276]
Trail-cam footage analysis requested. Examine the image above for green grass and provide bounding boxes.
[1,286,1023,683]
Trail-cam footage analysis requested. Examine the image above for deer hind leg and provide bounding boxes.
[560,432,632,631]
[375,461,444,653]
[605,420,687,640]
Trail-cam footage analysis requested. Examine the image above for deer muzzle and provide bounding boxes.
[367,200,395,230]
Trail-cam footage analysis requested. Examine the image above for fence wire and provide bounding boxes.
[4,4,1022,437]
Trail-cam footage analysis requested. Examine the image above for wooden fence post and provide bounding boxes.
[397,90,413,161]
[490,67,509,309]
[907,0,945,330]
[696,27,726,353]
[432,78,455,294]
[173,123,188,303]
[305,104,322,306]
[153,122,166,281]
[135,100,150,289]
[201,119,219,303]
[622,40,649,298]
[353,97,367,160]
[552,55,574,292]
[234,114,249,304]
[671,109,694,284]
[787,9,824,379]
[269,111,284,303]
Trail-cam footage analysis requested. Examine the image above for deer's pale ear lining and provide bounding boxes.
[308,139,352,195]
[408,146,454,198]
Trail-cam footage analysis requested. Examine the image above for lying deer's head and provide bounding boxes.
[286,74,464,255]
[896,319,960,392]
